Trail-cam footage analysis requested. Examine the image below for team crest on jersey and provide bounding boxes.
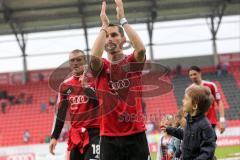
[109,79,130,91]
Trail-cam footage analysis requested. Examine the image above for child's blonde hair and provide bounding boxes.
[185,85,214,114]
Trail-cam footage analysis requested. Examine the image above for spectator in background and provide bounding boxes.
[0,90,7,99]
[0,98,8,113]
[38,73,44,81]
[23,130,30,143]
[222,62,229,75]
[176,64,182,76]
[173,108,187,159]
[216,63,222,77]
[15,92,25,104]
[146,122,155,134]
[49,96,55,106]
[8,95,16,106]
[40,103,47,112]
[157,115,176,160]
[174,108,187,129]
[26,94,33,104]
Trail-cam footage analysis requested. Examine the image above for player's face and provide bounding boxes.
[189,70,201,84]
[182,93,193,114]
[105,26,125,54]
[69,52,85,75]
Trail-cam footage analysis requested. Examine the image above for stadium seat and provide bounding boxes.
[0,65,239,146]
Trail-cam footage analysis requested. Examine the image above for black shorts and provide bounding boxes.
[100,132,151,160]
[70,128,100,160]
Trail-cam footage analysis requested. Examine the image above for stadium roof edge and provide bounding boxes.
[0,0,239,36]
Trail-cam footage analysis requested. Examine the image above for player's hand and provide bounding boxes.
[79,70,88,88]
[219,122,226,134]
[100,1,109,28]
[49,138,57,155]
[115,0,125,20]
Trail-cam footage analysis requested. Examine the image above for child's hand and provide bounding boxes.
[160,124,167,132]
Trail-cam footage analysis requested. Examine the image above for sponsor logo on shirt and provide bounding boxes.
[69,95,89,106]
[109,79,130,90]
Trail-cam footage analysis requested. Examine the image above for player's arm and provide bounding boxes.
[90,1,109,72]
[49,91,69,155]
[50,99,68,140]
[217,100,225,120]
[115,0,146,62]
[217,99,225,133]
[214,83,226,133]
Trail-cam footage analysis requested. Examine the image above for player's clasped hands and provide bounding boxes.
[100,1,109,28]
[115,0,125,20]
[100,0,126,27]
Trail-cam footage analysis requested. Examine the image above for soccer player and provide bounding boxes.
[49,49,100,160]
[90,0,150,159]
[187,65,226,133]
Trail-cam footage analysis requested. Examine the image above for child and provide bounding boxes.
[175,108,187,129]
[173,108,187,159]
[157,115,176,160]
[162,85,216,160]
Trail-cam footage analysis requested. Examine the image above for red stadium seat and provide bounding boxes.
[0,65,239,146]
[0,82,56,146]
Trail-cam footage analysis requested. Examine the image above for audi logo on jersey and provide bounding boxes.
[109,79,130,90]
[69,95,89,106]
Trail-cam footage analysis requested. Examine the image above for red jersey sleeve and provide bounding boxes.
[127,51,146,63]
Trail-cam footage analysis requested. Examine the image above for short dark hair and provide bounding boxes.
[108,23,125,37]
[186,85,214,114]
[188,66,201,73]
[71,49,85,54]
[70,49,86,61]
